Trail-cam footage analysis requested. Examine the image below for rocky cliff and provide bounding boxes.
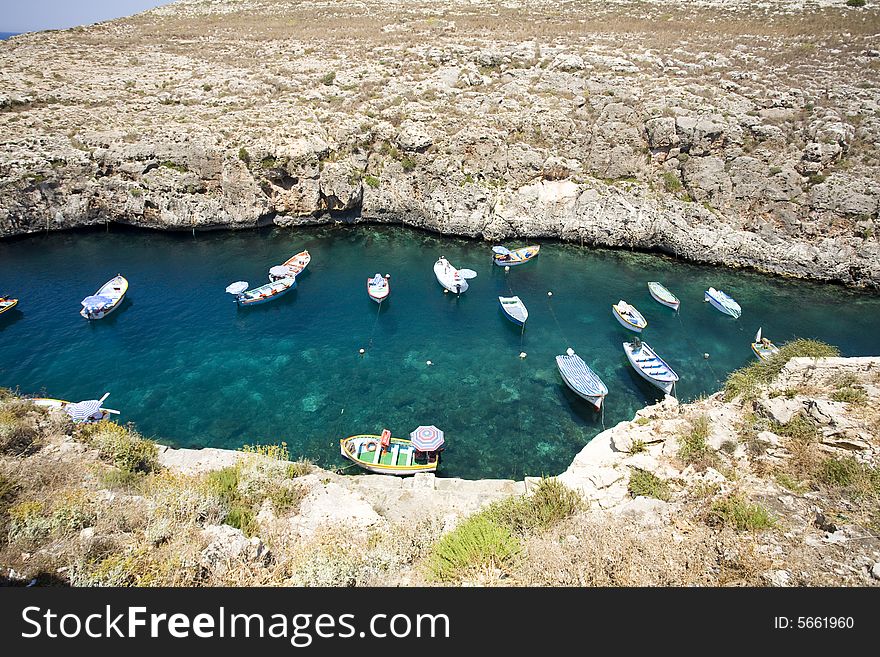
[1,0,879,286]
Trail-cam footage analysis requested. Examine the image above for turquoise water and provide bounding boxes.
[2,225,879,479]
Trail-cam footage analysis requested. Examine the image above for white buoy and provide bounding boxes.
[519,352,527,359]
[504,265,510,272]
[359,348,365,355]
[426,360,433,366]
[443,289,448,294]
[547,291,553,297]
[704,353,710,359]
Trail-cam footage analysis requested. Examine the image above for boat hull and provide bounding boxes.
[555,352,608,410]
[558,372,605,408]
[647,283,680,310]
[498,296,527,326]
[269,250,311,281]
[705,290,741,318]
[236,277,296,306]
[623,342,678,396]
[81,275,128,320]
[612,303,647,332]
[751,342,779,362]
[0,299,18,315]
[434,260,468,294]
[493,245,540,266]
[367,277,390,303]
[340,435,439,475]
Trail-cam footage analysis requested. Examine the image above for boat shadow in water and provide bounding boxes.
[557,384,605,425]
[623,364,669,403]
[0,309,24,330]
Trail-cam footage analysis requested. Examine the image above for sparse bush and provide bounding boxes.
[320,71,336,86]
[0,407,41,456]
[485,478,583,535]
[775,472,808,494]
[707,495,774,531]
[678,415,717,468]
[817,457,880,499]
[723,339,839,402]
[400,156,416,173]
[79,421,158,474]
[224,505,258,537]
[286,459,313,478]
[772,413,818,443]
[628,468,671,501]
[846,0,866,7]
[719,440,738,455]
[363,174,380,188]
[629,438,647,454]
[831,387,867,404]
[238,147,251,164]
[634,417,650,426]
[662,171,682,192]
[241,442,289,461]
[427,514,520,582]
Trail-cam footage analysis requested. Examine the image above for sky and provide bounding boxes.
[1,0,174,33]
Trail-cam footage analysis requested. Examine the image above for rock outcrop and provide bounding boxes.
[0,0,878,287]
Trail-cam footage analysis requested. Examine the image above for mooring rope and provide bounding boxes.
[676,311,722,386]
[366,300,382,349]
[546,290,571,348]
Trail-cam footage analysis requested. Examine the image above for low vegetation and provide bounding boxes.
[724,340,839,402]
[707,495,775,531]
[677,414,718,469]
[627,468,671,501]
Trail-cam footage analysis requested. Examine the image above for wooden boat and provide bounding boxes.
[80,275,128,320]
[556,348,608,409]
[0,296,18,316]
[623,339,679,395]
[498,295,528,326]
[340,433,440,475]
[367,273,390,303]
[269,250,310,281]
[492,245,540,266]
[434,256,476,294]
[647,282,680,311]
[32,393,119,423]
[612,300,647,332]
[227,277,296,306]
[705,287,741,318]
[751,327,780,362]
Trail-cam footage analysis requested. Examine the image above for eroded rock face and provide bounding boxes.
[1,0,879,287]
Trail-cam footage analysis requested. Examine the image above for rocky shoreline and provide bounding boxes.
[1,0,879,287]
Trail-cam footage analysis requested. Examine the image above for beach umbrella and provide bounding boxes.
[65,399,103,422]
[459,269,478,280]
[225,281,248,295]
[410,425,445,451]
[269,265,295,279]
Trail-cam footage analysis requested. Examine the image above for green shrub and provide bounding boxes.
[831,387,867,404]
[775,472,809,494]
[662,171,682,192]
[363,175,380,188]
[241,442,290,461]
[678,415,717,467]
[485,478,583,535]
[628,468,671,501]
[286,459,313,478]
[427,514,520,582]
[238,147,251,164]
[204,466,240,503]
[817,457,879,498]
[159,160,188,173]
[629,438,647,454]
[846,0,866,7]
[320,71,336,86]
[224,504,258,537]
[772,413,818,443]
[401,156,416,173]
[723,339,839,402]
[79,422,158,474]
[707,495,774,531]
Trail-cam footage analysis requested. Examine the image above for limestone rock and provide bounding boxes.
[200,524,269,574]
[396,121,434,152]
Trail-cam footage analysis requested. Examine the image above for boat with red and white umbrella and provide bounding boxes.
[339,425,443,475]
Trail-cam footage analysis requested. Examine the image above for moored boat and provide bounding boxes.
[340,430,441,475]
[80,275,128,320]
[751,327,780,362]
[492,245,540,266]
[705,287,741,318]
[367,273,390,303]
[556,348,608,409]
[0,296,18,316]
[226,277,296,306]
[623,339,679,395]
[32,392,120,423]
[434,256,476,294]
[612,300,648,332]
[647,282,680,311]
[498,295,528,326]
[269,250,310,281]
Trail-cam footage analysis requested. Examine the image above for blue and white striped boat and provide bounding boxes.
[556,348,608,409]
[705,287,741,319]
[623,340,679,396]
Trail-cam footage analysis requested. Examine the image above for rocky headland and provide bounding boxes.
[2,351,878,586]
[1,0,879,286]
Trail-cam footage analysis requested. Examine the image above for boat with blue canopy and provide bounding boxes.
[80,275,128,320]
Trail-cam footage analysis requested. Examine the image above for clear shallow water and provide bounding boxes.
[2,225,879,479]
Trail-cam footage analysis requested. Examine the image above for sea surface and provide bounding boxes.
[2,225,879,479]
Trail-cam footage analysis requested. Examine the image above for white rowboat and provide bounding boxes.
[705,287,741,318]
[623,340,679,395]
[367,274,390,303]
[647,282,680,311]
[751,327,780,362]
[612,300,648,332]
[80,275,128,320]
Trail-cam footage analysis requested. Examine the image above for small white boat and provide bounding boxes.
[612,300,647,332]
[269,250,310,281]
[226,277,296,306]
[498,296,528,326]
[434,257,476,294]
[751,327,780,362]
[647,282,680,311]
[32,393,120,423]
[80,275,128,320]
[367,273,390,303]
[705,287,741,318]
[556,348,608,409]
[623,339,679,395]
[492,245,540,266]
[0,296,19,316]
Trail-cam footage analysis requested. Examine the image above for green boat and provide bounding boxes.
[340,433,440,475]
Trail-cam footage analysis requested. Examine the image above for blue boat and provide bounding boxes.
[555,348,608,409]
